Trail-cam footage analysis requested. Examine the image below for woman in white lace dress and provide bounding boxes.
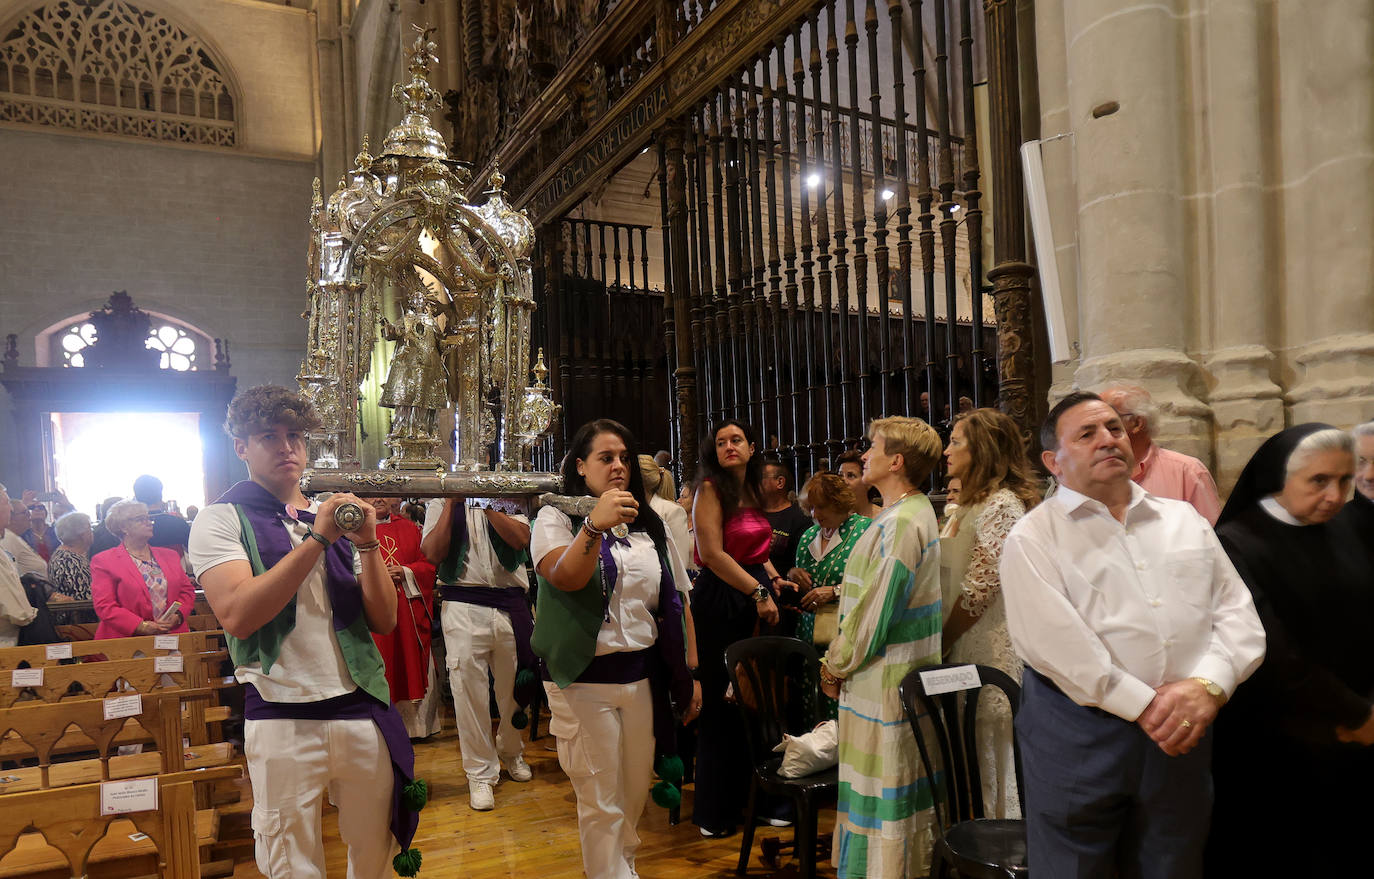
[939,408,1041,819]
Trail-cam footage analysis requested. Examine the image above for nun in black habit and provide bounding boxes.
[1206,424,1374,874]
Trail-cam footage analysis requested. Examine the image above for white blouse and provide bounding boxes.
[532,506,690,656]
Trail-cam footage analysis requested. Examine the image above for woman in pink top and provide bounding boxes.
[690,419,796,837]
[90,500,194,639]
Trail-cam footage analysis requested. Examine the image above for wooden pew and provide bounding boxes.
[0,632,226,672]
[0,769,241,879]
[0,636,235,747]
[0,685,242,879]
[0,689,233,796]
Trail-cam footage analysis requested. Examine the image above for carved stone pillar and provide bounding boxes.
[1062,0,1210,460]
[1277,0,1374,427]
[662,121,700,481]
[1203,0,1284,488]
[984,0,1042,439]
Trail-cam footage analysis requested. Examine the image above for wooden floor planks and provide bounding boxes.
[230,721,839,879]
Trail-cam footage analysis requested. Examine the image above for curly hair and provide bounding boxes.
[799,472,855,517]
[103,500,148,539]
[224,385,321,439]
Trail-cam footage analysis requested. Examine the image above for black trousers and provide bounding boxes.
[690,566,763,833]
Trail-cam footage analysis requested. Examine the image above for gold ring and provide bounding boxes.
[1180,719,1193,729]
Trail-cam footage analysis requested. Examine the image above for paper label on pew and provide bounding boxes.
[154,634,180,650]
[100,778,158,815]
[919,665,982,696]
[11,667,42,687]
[104,693,143,720]
[45,643,73,660]
[154,655,184,673]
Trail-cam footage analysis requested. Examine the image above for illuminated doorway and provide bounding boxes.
[50,412,206,517]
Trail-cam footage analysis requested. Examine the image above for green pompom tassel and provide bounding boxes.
[650,780,681,810]
[402,778,428,812]
[655,755,684,785]
[512,709,528,730]
[515,668,536,689]
[393,848,422,877]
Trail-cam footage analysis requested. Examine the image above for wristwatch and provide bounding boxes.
[1191,677,1227,706]
[752,583,771,604]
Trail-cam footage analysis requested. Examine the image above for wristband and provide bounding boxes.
[581,519,605,538]
[303,527,331,548]
[352,539,381,553]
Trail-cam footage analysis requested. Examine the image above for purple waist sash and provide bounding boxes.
[243,685,418,851]
[439,584,536,672]
[540,647,651,685]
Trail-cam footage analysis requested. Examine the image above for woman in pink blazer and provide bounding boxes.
[91,500,194,639]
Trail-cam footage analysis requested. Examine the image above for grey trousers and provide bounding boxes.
[1017,670,1213,879]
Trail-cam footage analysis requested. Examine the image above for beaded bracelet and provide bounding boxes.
[353,539,381,553]
[819,662,842,687]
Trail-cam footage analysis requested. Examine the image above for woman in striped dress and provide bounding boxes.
[820,416,944,878]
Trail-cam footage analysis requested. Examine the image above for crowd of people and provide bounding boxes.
[2,380,1373,879]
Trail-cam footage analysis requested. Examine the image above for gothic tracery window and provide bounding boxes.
[58,317,203,370]
[0,0,237,146]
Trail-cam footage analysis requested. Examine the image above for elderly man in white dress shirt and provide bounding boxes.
[1000,391,1266,879]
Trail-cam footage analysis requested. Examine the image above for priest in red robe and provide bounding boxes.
[368,496,440,738]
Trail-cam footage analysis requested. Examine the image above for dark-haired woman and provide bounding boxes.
[690,419,798,837]
[531,419,698,879]
[1207,425,1374,874]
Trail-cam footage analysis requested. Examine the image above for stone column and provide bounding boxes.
[1203,0,1284,487]
[1278,0,1374,426]
[1063,0,1210,458]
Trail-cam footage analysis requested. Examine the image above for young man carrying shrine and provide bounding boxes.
[189,386,425,879]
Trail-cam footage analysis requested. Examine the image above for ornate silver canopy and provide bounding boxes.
[299,25,555,479]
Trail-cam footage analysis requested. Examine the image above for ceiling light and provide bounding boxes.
[881,189,894,201]
[951,204,962,213]
[806,173,820,188]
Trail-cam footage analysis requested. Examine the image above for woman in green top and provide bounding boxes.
[788,472,871,720]
[790,472,872,647]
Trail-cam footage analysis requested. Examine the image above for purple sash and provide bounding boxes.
[214,480,361,630]
[244,686,419,853]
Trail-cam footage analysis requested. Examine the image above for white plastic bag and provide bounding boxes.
[773,719,838,778]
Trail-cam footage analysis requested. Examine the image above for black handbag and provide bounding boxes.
[17,573,61,646]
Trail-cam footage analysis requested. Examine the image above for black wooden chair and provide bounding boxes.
[898,663,1028,879]
[724,636,838,879]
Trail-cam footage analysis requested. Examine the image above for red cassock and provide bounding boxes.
[369,517,436,703]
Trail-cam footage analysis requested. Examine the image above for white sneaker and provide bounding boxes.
[507,755,532,782]
[469,780,495,811]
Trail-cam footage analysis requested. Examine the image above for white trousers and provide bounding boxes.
[441,601,523,783]
[245,716,395,879]
[543,678,655,879]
